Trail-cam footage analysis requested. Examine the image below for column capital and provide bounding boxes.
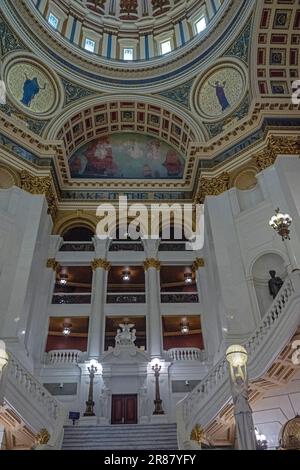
[144,258,161,271]
[192,258,205,271]
[46,258,60,272]
[91,258,111,271]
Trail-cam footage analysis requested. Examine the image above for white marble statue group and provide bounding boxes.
[115,323,136,346]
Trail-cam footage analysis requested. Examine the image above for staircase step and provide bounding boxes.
[62,424,178,450]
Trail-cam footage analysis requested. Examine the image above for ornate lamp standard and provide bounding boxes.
[269,208,299,271]
[226,345,257,450]
[84,362,97,417]
[152,362,165,415]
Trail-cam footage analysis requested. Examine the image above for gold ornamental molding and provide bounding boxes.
[253,136,300,171]
[192,258,205,271]
[190,424,206,446]
[46,258,60,272]
[143,258,161,271]
[36,428,51,445]
[19,170,58,218]
[195,172,230,204]
[91,259,111,271]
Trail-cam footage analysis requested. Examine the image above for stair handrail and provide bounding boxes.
[176,272,300,449]
[5,353,67,447]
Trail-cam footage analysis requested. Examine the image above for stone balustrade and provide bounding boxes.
[45,349,85,365]
[176,273,300,449]
[167,348,207,362]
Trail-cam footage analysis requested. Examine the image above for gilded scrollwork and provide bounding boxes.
[20,170,57,218]
[190,424,206,445]
[253,136,300,171]
[46,258,60,272]
[192,258,205,271]
[36,428,51,445]
[196,172,230,204]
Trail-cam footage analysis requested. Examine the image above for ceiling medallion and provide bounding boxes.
[4,55,62,118]
[192,59,248,121]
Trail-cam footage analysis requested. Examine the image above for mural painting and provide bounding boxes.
[194,63,247,119]
[69,133,185,179]
[6,61,56,115]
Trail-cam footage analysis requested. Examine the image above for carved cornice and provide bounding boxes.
[143,258,161,271]
[91,258,111,271]
[46,258,60,271]
[192,258,205,271]
[253,136,300,171]
[196,172,230,204]
[20,170,57,218]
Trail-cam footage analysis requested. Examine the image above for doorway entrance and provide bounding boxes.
[111,394,138,424]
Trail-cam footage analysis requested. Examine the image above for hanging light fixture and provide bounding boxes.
[180,318,190,334]
[122,270,131,281]
[62,322,72,336]
[269,208,292,240]
[59,272,68,286]
[184,272,193,284]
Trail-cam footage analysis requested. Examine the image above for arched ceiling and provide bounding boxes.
[1,0,252,89]
[0,0,299,212]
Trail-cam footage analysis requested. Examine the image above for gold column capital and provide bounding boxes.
[91,258,111,271]
[36,428,51,445]
[143,258,161,271]
[192,258,205,271]
[46,258,60,272]
[190,424,206,446]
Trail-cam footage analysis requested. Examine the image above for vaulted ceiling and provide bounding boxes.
[0,0,299,216]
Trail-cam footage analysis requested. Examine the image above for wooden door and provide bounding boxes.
[111,394,137,424]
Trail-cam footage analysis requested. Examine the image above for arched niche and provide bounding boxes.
[62,226,94,241]
[252,253,287,317]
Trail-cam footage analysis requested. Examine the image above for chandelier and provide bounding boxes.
[269,208,292,241]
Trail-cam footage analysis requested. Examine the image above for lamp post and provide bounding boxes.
[84,362,97,417]
[226,345,257,450]
[269,208,299,271]
[152,362,165,415]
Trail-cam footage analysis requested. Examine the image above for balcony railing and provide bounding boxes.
[59,242,94,252]
[109,241,144,252]
[52,293,92,304]
[106,292,146,303]
[167,348,207,362]
[161,292,199,303]
[44,349,86,365]
[159,241,187,252]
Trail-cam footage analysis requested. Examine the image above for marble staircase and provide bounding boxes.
[62,423,178,450]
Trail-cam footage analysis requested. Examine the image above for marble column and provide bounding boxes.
[88,258,110,360]
[31,236,62,363]
[144,258,163,359]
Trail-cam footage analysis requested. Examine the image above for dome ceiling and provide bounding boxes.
[11,0,237,70]
[87,0,180,21]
